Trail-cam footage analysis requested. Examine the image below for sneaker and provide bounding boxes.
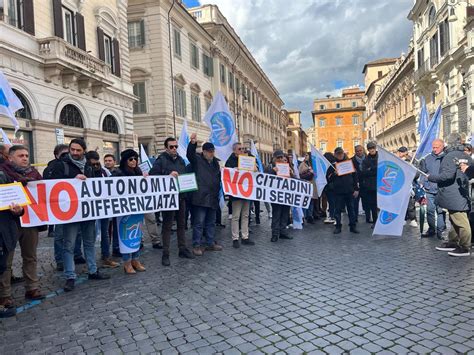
[102,258,120,268]
[0,305,16,318]
[152,243,163,249]
[324,218,333,224]
[232,240,240,248]
[241,238,255,245]
[435,242,458,252]
[421,231,436,238]
[269,212,272,218]
[228,214,233,220]
[64,279,75,292]
[0,297,14,309]
[193,247,203,256]
[162,254,170,266]
[178,248,195,259]
[448,247,471,257]
[409,220,418,227]
[88,271,110,280]
[74,256,86,264]
[25,289,45,301]
[205,243,223,251]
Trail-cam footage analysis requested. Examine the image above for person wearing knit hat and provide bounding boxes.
[112,149,146,274]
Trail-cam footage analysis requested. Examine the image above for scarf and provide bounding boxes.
[12,163,33,175]
[68,153,87,173]
[355,155,365,166]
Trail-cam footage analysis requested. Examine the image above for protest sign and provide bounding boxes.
[238,155,256,171]
[276,163,290,177]
[0,182,31,210]
[336,160,355,176]
[117,214,144,254]
[177,173,198,192]
[221,168,312,208]
[20,176,179,227]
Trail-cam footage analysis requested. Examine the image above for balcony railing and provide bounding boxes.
[414,58,430,81]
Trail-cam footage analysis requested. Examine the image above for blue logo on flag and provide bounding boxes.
[0,89,9,107]
[119,214,143,249]
[377,161,405,196]
[210,112,234,147]
[379,210,398,225]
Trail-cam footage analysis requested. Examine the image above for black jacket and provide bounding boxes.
[46,155,93,180]
[150,152,186,176]
[225,153,239,169]
[360,153,378,192]
[327,158,358,195]
[428,144,472,211]
[186,143,221,209]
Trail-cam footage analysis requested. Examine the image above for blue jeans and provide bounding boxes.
[97,219,111,258]
[122,251,140,262]
[62,221,97,279]
[112,218,119,253]
[426,192,445,234]
[192,206,216,247]
[304,199,314,219]
[54,225,83,264]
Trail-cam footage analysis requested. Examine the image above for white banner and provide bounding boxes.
[222,168,313,209]
[20,176,179,227]
[373,193,410,237]
[376,146,417,215]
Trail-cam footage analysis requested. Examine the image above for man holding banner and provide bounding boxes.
[150,137,194,266]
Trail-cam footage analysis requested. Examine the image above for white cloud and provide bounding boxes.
[200,0,413,128]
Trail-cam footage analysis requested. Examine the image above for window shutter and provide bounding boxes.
[76,13,86,51]
[52,0,63,38]
[113,38,121,77]
[97,27,105,61]
[23,0,35,35]
[140,20,145,47]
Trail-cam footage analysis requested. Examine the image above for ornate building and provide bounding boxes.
[373,50,417,152]
[285,109,308,157]
[0,0,135,163]
[312,87,365,156]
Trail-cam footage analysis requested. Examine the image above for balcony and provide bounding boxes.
[38,37,113,96]
[414,58,432,82]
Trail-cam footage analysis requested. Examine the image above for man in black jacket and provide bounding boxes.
[150,137,194,266]
[360,142,378,227]
[428,133,472,257]
[187,134,223,256]
[351,145,365,220]
[327,147,359,234]
[48,139,110,292]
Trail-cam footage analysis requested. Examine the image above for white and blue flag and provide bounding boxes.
[373,193,410,237]
[376,145,417,215]
[250,139,264,172]
[414,104,442,161]
[310,145,332,197]
[291,151,304,230]
[139,144,152,174]
[0,71,22,132]
[178,119,190,165]
[0,128,12,145]
[417,96,429,139]
[203,91,237,162]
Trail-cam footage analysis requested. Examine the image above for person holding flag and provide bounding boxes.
[360,142,378,227]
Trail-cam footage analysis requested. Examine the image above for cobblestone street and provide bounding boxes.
[1,215,474,354]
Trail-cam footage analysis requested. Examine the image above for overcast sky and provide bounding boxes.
[184,0,413,129]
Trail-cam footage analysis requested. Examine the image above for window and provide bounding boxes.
[336,139,343,148]
[175,87,186,117]
[60,105,83,128]
[439,19,450,57]
[336,117,343,126]
[104,34,113,69]
[428,6,436,26]
[191,93,201,122]
[202,53,213,76]
[354,139,360,147]
[190,42,199,69]
[173,28,181,58]
[128,21,145,48]
[102,115,119,134]
[352,115,359,125]
[12,90,32,120]
[352,101,357,108]
[417,48,425,68]
[430,32,439,67]
[319,118,326,127]
[252,92,255,107]
[228,72,234,90]
[133,82,147,114]
[378,71,383,79]
[220,64,226,84]
[7,0,23,29]
[236,78,240,95]
[63,6,75,45]
[336,103,341,109]
[320,141,327,151]
[319,104,325,110]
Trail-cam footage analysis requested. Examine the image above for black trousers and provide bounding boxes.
[334,193,357,227]
[271,204,290,237]
[361,190,378,223]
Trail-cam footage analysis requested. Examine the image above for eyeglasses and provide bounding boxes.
[168,145,179,149]
[91,163,101,167]
[276,156,284,159]
[128,157,138,162]
[236,148,244,151]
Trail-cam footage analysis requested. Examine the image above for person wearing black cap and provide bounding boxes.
[186,134,223,256]
[265,150,293,242]
[327,147,359,234]
[360,142,378,227]
[397,146,409,161]
[150,137,194,266]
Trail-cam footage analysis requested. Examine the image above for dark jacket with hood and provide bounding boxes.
[327,156,358,195]
[186,142,221,209]
[419,151,444,194]
[360,152,378,192]
[46,154,93,180]
[428,144,472,211]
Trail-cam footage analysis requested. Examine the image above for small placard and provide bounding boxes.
[139,161,151,174]
[336,160,356,176]
[276,163,290,177]
[238,155,256,171]
[0,182,31,211]
[177,173,198,192]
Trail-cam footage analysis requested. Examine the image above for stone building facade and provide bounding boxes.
[285,109,308,157]
[0,0,135,164]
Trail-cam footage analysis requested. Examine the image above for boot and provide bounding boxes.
[123,261,136,274]
[131,260,146,272]
[334,226,342,234]
[350,226,360,234]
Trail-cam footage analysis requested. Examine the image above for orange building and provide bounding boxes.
[312,87,366,156]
